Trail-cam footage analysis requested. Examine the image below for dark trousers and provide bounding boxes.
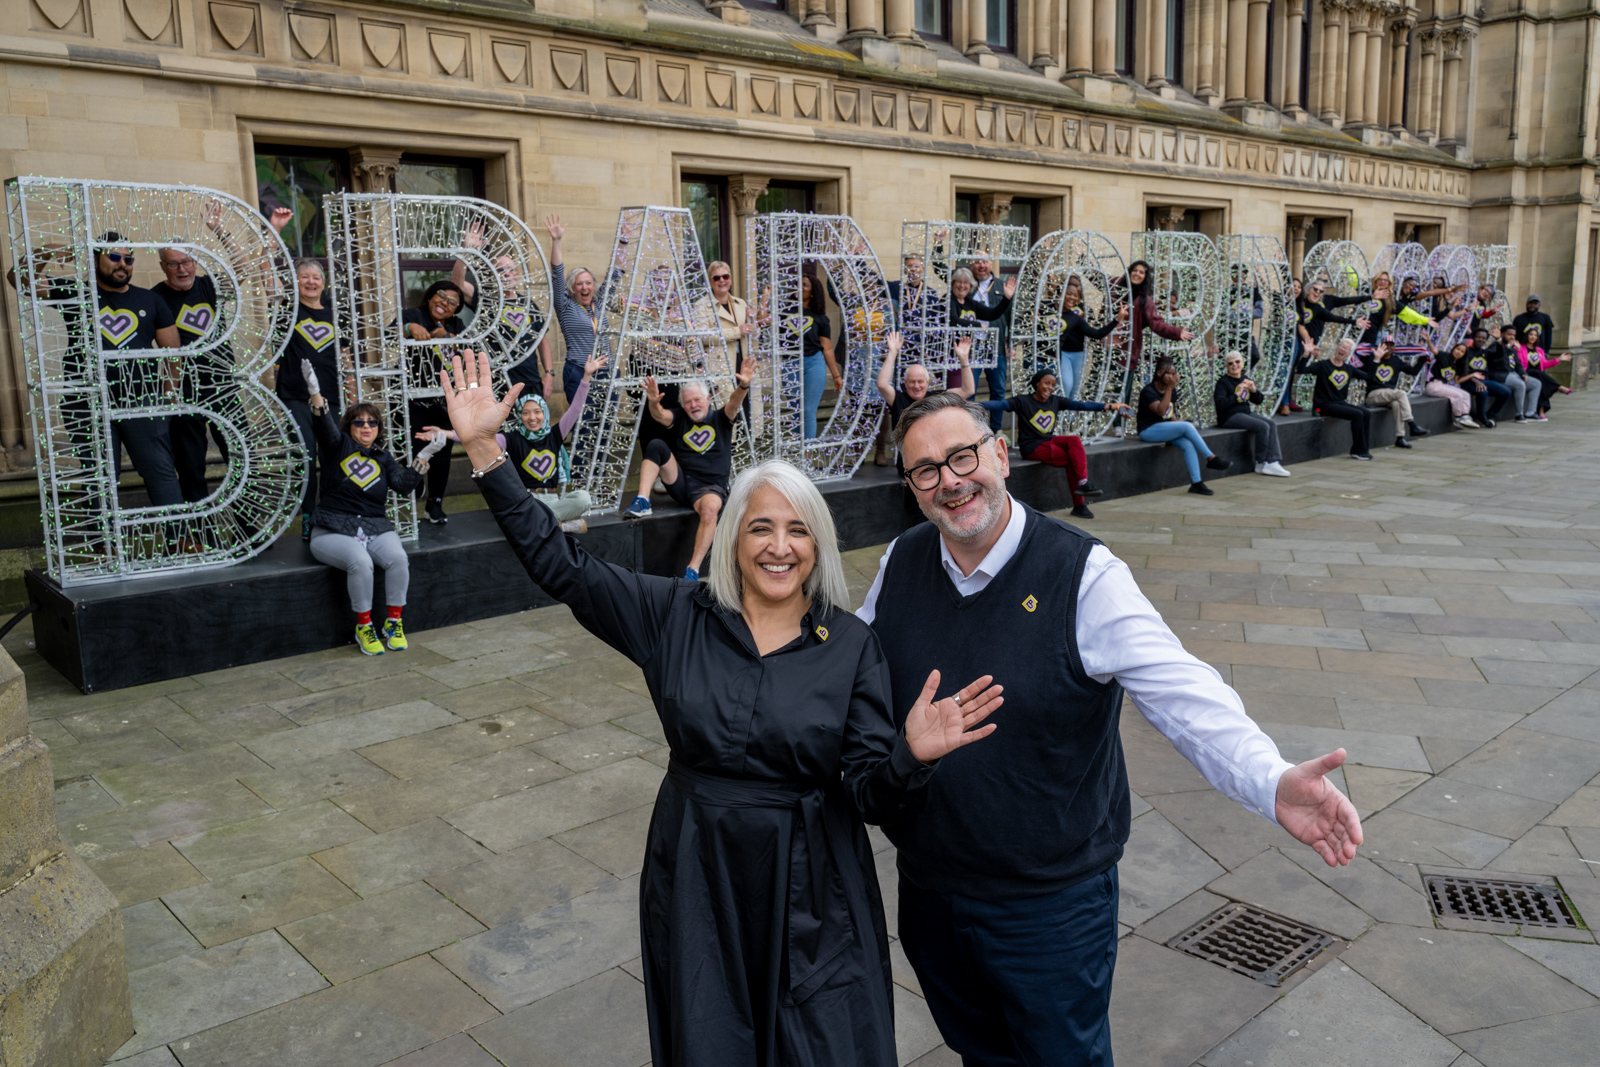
[170,414,229,503]
[1529,368,1560,411]
[1223,411,1283,464]
[1315,401,1373,456]
[112,417,183,507]
[1474,379,1512,423]
[899,868,1119,1067]
[283,397,339,516]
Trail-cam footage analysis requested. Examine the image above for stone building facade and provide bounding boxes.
[0,0,1594,464]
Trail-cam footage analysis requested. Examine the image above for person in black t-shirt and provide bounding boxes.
[1284,278,1372,414]
[9,233,186,508]
[1363,340,1432,447]
[276,259,345,538]
[978,367,1129,519]
[1511,295,1556,347]
[1305,339,1378,459]
[1055,280,1127,401]
[1137,357,1231,494]
[450,220,554,399]
[1214,351,1290,476]
[876,331,975,475]
[402,281,467,526]
[1424,342,1480,428]
[623,371,752,581]
[1455,334,1511,427]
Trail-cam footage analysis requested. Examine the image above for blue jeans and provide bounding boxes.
[899,867,1119,1067]
[1476,378,1512,422]
[802,353,825,439]
[1058,351,1086,400]
[1139,420,1213,483]
[982,350,1008,431]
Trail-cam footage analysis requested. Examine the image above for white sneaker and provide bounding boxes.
[560,518,587,534]
[1254,462,1266,475]
[1455,416,1481,429]
[1263,462,1292,477]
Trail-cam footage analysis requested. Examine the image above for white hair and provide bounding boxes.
[950,267,977,290]
[1336,338,1355,355]
[679,379,711,400]
[1224,350,1245,364]
[708,460,848,616]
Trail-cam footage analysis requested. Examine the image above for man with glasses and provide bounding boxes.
[1283,277,1369,415]
[857,390,1362,1065]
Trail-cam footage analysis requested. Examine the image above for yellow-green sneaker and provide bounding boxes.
[381,617,407,651]
[355,622,385,656]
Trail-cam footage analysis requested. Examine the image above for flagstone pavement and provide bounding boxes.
[18,392,1600,1067]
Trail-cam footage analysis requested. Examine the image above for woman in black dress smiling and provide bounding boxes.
[441,351,1001,1066]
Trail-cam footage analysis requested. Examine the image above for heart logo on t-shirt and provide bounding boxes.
[1329,370,1350,389]
[499,307,529,331]
[1044,314,1063,335]
[98,308,138,347]
[785,315,812,336]
[1029,410,1056,435]
[177,304,214,335]
[297,319,335,350]
[1376,366,1394,383]
[1235,382,1252,401]
[340,453,380,489]
[684,425,716,453]
[1441,368,1456,382]
[1469,356,1487,371]
[521,449,556,482]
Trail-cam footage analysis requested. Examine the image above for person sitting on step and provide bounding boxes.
[1422,343,1481,429]
[1137,357,1231,495]
[1362,340,1432,449]
[1213,350,1290,477]
[1305,339,1377,460]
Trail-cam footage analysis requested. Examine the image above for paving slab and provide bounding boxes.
[521,682,657,728]
[444,757,665,854]
[1341,765,1430,813]
[894,983,946,1066]
[1242,623,1368,649]
[1522,688,1600,745]
[113,1049,180,1067]
[416,647,570,690]
[279,881,486,984]
[169,956,498,1067]
[239,750,397,809]
[173,801,373,879]
[1282,851,1435,928]
[1334,700,1523,743]
[424,680,546,720]
[279,647,452,694]
[1205,848,1372,940]
[172,672,309,716]
[1197,963,1461,1067]
[48,727,184,782]
[433,876,641,1012]
[1109,936,1279,1067]
[1340,922,1598,1035]
[1393,778,1556,840]
[379,1033,500,1067]
[1146,789,1292,870]
[426,838,618,929]
[332,749,569,835]
[468,968,650,1067]
[120,899,203,971]
[551,803,653,878]
[1120,715,1213,797]
[88,842,208,907]
[530,722,661,772]
[1359,810,1511,869]
[357,711,569,778]
[272,673,451,726]
[55,776,121,819]
[244,701,461,768]
[1544,785,1600,829]
[1499,937,1600,996]
[1451,1005,1600,1067]
[1488,824,1597,880]
[1416,678,1562,713]
[313,817,491,896]
[116,930,327,1057]
[1117,811,1225,928]
[1258,722,1431,773]
[1446,729,1600,804]
[162,855,360,948]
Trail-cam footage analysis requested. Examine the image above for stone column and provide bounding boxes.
[1320,0,1345,124]
[1153,205,1187,231]
[1032,0,1057,71]
[1345,8,1368,125]
[966,0,992,57]
[843,0,883,38]
[728,175,770,292]
[1439,26,1474,144]
[1197,0,1219,102]
[1066,0,1093,73]
[1225,0,1250,104]
[1092,0,1117,75]
[1147,0,1169,87]
[885,0,917,38]
[0,650,133,1065]
[1246,0,1271,103]
[1363,11,1384,126]
[350,146,402,192]
[978,192,1015,224]
[802,0,837,30]
[1284,0,1307,116]
[705,0,752,25]
[1416,28,1438,140]
[1288,215,1315,277]
[1388,19,1413,132]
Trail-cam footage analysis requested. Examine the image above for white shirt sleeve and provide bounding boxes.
[1076,545,1294,824]
[854,539,896,626]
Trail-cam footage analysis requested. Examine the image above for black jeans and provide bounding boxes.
[283,397,339,516]
[111,416,184,506]
[1315,401,1373,456]
[1223,411,1282,464]
[170,414,230,503]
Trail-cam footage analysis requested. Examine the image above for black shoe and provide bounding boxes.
[1078,479,1104,499]
[1205,455,1230,471]
[1407,420,1431,438]
[1395,436,1413,449]
[1350,453,1373,461]
[1481,417,1496,428]
[1188,481,1214,495]
[1071,503,1095,520]
[426,498,448,525]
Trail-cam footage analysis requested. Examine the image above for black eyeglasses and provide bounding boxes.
[904,436,993,492]
[105,253,134,265]
[349,418,380,428]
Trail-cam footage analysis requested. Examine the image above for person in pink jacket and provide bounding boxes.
[1517,323,1572,419]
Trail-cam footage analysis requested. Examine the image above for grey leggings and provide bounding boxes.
[309,529,409,613]
[1222,411,1282,464]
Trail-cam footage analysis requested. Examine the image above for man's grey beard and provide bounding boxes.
[925,477,1007,544]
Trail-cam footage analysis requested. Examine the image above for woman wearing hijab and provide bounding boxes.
[441,350,1002,1067]
[419,351,606,533]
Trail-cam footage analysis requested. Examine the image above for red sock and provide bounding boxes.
[387,606,404,621]
[356,610,372,626]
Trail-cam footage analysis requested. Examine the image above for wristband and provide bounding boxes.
[471,450,509,479]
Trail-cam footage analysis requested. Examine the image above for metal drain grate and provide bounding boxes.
[1166,903,1335,986]
[1424,875,1577,928]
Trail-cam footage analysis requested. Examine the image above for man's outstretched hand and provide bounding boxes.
[1276,748,1363,867]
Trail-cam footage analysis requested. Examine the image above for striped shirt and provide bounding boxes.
[551,262,608,367]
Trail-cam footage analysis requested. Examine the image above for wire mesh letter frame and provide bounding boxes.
[1297,240,1373,408]
[563,206,745,513]
[5,177,304,586]
[1469,245,1518,337]
[324,193,551,540]
[1217,236,1296,413]
[1129,232,1224,425]
[1008,230,1131,437]
[897,221,1031,378]
[745,213,894,481]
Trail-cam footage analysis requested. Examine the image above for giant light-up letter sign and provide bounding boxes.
[1297,239,1372,408]
[897,221,1031,379]
[1218,236,1296,408]
[564,206,744,513]
[1469,245,1517,335]
[1009,230,1130,437]
[1405,244,1479,373]
[324,193,550,538]
[1129,231,1223,424]
[745,213,893,480]
[5,177,303,585]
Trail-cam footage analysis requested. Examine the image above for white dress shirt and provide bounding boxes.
[856,495,1294,823]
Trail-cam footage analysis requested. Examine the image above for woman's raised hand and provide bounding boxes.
[545,213,566,242]
[442,350,521,460]
[904,670,1002,763]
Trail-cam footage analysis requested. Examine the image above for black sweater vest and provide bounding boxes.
[871,505,1129,898]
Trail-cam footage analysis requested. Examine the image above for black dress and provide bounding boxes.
[477,461,932,1066]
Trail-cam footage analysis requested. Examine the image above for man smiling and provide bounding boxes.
[857,391,1363,1066]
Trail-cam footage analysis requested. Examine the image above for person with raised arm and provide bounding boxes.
[441,349,1004,1067]
[450,218,554,400]
[876,331,974,473]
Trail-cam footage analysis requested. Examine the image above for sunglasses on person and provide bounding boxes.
[709,273,731,282]
[348,418,381,428]
[104,252,135,265]
[904,436,994,492]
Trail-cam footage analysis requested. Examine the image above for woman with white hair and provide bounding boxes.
[1213,350,1290,477]
[441,350,1001,1067]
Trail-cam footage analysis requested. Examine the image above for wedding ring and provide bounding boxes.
[953,694,963,708]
